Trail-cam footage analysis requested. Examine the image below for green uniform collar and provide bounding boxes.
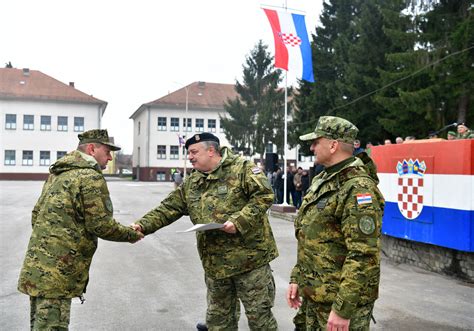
[325,156,356,175]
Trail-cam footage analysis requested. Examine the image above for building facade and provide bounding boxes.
[0,68,107,180]
[130,81,238,181]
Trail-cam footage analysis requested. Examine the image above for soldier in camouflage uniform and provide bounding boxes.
[456,123,474,139]
[132,132,279,331]
[18,129,143,330]
[286,116,384,331]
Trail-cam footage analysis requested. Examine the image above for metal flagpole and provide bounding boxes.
[281,0,289,206]
[282,72,289,205]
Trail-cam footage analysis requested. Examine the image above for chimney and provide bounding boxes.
[69,82,75,88]
[22,68,30,76]
[198,81,206,88]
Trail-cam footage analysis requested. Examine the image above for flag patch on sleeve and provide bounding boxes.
[251,167,261,174]
[356,193,372,205]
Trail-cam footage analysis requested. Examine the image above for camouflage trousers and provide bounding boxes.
[205,264,278,331]
[295,298,374,331]
[30,296,71,330]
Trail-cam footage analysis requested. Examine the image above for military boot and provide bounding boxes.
[196,322,208,331]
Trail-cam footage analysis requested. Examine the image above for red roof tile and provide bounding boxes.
[147,81,238,109]
[0,68,106,105]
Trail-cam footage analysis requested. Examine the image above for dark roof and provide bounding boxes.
[130,81,238,118]
[0,68,106,105]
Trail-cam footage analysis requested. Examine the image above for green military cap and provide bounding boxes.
[185,132,220,149]
[299,116,359,144]
[78,129,121,151]
[447,131,456,136]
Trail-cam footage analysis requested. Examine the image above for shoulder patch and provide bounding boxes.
[356,193,372,205]
[251,167,261,174]
[359,215,376,235]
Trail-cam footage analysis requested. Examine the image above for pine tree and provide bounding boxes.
[221,40,286,159]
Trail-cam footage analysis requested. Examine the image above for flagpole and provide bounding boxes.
[283,71,289,205]
[282,0,289,206]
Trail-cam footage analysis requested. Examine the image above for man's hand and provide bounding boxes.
[220,221,237,234]
[130,223,143,233]
[286,283,302,309]
[327,310,350,331]
[130,231,144,244]
[129,223,144,243]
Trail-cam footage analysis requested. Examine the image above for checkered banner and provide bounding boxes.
[396,159,427,220]
[397,176,424,220]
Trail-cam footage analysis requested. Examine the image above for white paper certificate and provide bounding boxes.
[177,223,225,233]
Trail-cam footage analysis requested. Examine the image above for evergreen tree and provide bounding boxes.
[376,0,473,138]
[290,0,357,151]
[221,40,286,159]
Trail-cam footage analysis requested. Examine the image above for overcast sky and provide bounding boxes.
[3,0,323,153]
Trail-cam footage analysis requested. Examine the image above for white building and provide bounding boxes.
[129,81,314,182]
[0,68,107,180]
[130,81,238,181]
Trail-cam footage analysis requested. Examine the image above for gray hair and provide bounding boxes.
[201,141,221,155]
[77,142,101,152]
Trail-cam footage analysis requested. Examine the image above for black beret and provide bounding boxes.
[185,132,220,149]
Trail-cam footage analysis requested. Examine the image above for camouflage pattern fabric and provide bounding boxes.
[290,152,384,324]
[30,297,71,330]
[293,297,307,331]
[136,147,278,279]
[303,301,373,331]
[205,264,277,331]
[299,116,359,144]
[456,129,474,139]
[18,150,142,299]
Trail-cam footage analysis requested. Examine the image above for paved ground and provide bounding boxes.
[1,180,473,330]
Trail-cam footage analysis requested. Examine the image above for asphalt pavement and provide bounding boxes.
[1,180,473,330]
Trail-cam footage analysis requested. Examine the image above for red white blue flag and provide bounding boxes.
[178,134,185,146]
[263,8,314,82]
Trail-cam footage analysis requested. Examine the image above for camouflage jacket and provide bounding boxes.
[18,150,141,298]
[137,147,278,279]
[290,153,384,319]
[456,130,474,139]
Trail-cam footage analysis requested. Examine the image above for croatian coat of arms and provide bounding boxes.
[396,159,427,220]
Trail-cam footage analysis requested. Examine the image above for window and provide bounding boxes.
[23,115,34,130]
[40,151,51,166]
[22,150,33,166]
[5,114,16,129]
[57,151,67,160]
[170,145,179,159]
[74,117,84,132]
[156,171,166,181]
[138,121,141,135]
[58,116,68,131]
[170,117,180,132]
[157,145,166,159]
[4,150,16,165]
[208,119,216,132]
[183,118,192,132]
[40,116,51,131]
[157,117,167,131]
[196,118,204,132]
[219,120,224,133]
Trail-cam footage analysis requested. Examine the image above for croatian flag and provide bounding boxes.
[371,140,474,252]
[263,8,314,82]
[178,134,185,146]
